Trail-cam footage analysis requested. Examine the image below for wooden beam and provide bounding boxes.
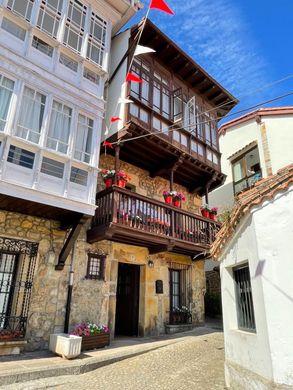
[55,215,89,270]
[149,242,175,254]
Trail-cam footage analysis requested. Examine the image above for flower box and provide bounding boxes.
[81,333,110,351]
[49,333,82,359]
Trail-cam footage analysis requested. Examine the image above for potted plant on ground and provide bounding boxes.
[200,204,210,218]
[71,322,110,351]
[163,191,173,204]
[209,207,218,221]
[116,170,131,188]
[101,169,115,188]
[172,191,186,207]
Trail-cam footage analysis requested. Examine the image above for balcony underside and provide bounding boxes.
[109,121,225,195]
[88,223,211,257]
[0,194,84,226]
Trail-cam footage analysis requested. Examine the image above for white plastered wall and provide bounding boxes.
[220,185,293,387]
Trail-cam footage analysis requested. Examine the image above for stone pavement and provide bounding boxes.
[0,324,224,389]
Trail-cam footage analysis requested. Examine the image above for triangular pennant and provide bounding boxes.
[134,45,156,56]
[126,72,143,83]
[150,0,174,15]
[111,117,122,123]
[118,97,134,104]
[103,141,113,149]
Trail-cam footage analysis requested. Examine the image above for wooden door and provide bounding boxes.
[115,263,140,336]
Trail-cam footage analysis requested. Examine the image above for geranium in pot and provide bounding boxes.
[71,322,110,351]
[163,191,173,204]
[200,204,210,218]
[172,191,186,207]
[116,170,131,188]
[101,169,115,188]
[209,207,218,221]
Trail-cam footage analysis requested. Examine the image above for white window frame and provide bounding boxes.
[36,0,63,39]
[86,11,107,67]
[6,0,35,22]
[73,113,93,164]
[63,0,86,54]
[0,73,15,133]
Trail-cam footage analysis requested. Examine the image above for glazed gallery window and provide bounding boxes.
[63,0,86,53]
[7,145,35,169]
[37,0,63,39]
[70,166,88,186]
[1,17,26,40]
[232,146,262,194]
[32,36,54,57]
[0,74,14,132]
[59,53,78,72]
[74,114,93,163]
[40,156,64,178]
[86,11,107,67]
[86,253,105,280]
[233,264,256,332]
[6,0,34,22]
[15,87,46,144]
[47,100,72,154]
[130,60,150,105]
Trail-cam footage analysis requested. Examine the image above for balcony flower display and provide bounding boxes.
[101,169,115,188]
[200,204,210,218]
[172,191,186,207]
[163,191,173,204]
[71,322,110,351]
[116,170,131,188]
[209,207,218,221]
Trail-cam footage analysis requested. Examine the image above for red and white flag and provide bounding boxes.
[126,72,143,83]
[150,0,174,15]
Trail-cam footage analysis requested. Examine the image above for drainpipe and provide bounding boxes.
[64,242,76,333]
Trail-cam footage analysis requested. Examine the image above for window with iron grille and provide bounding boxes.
[86,253,105,280]
[233,264,256,332]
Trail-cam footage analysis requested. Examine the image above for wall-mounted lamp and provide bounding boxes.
[147,259,154,268]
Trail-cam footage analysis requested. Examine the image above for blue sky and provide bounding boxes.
[126,0,293,123]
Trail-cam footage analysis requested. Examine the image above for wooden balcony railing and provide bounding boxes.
[88,187,220,254]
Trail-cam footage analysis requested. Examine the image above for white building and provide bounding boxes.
[0,0,141,218]
[212,164,293,389]
[209,107,293,210]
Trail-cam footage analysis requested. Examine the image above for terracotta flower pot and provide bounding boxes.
[117,179,126,188]
[173,199,181,208]
[209,212,216,221]
[104,178,113,188]
[201,209,209,218]
[164,196,172,204]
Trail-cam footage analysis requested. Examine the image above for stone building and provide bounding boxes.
[0,0,141,354]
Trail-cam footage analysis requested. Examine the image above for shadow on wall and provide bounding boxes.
[208,182,235,211]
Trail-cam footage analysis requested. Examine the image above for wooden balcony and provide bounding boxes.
[87,187,220,257]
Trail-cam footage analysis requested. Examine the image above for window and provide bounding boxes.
[16,86,46,144]
[169,263,192,325]
[40,156,64,178]
[129,103,149,123]
[204,113,218,149]
[234,265,256,332]
[86,253,105,280]
[37,0,63,39]
[173,88,183,122]
[173,130,189,149]
[32,36,54,57]
[47,100,72,154]
[63,0,86,53]
[153,79,170,119]
[70,167,88,186]
[7,145,35,169]
[86,11,107,67]
[1,17,26,40]
[74,114,93,163]
[7,0,34,21]
[206,149,219,165]
[191,140,204,157]
[232,146,262,194]
[0,74,14,132]
[83,67,100,84]
[130,60,150,105]
[59,53,78,72]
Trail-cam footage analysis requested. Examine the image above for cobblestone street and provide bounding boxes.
[3,331,225,390]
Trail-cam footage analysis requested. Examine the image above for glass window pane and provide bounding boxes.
[0,74,14,132]
[7,0,34,21]
[32,36,53,57]
[47,100,71,154]
[41,156,64,178]
[70,167,88,186]
[1,17,26,40]
[7,145,35,169]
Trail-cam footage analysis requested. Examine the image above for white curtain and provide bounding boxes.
[48,101,71,152]
[75,115,92,162]
[0,76,14,131]
[17,87,45,140]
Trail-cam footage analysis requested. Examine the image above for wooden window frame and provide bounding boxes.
[86,253,105,280]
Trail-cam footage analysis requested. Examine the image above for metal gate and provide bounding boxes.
[0,237,38,340]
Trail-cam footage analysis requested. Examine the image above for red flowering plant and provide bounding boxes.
[116,170,131,182]
[71,322,109,337]
[210,207,218,215]
[172,191,186,201]
[101,169,115,179]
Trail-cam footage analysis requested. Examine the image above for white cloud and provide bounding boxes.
[148,0,268,107]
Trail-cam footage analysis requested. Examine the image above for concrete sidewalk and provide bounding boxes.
[0,326,220,387]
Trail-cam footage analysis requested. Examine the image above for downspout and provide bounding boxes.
[64,242,76,333]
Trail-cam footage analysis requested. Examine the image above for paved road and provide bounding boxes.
[5,331,225,390]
